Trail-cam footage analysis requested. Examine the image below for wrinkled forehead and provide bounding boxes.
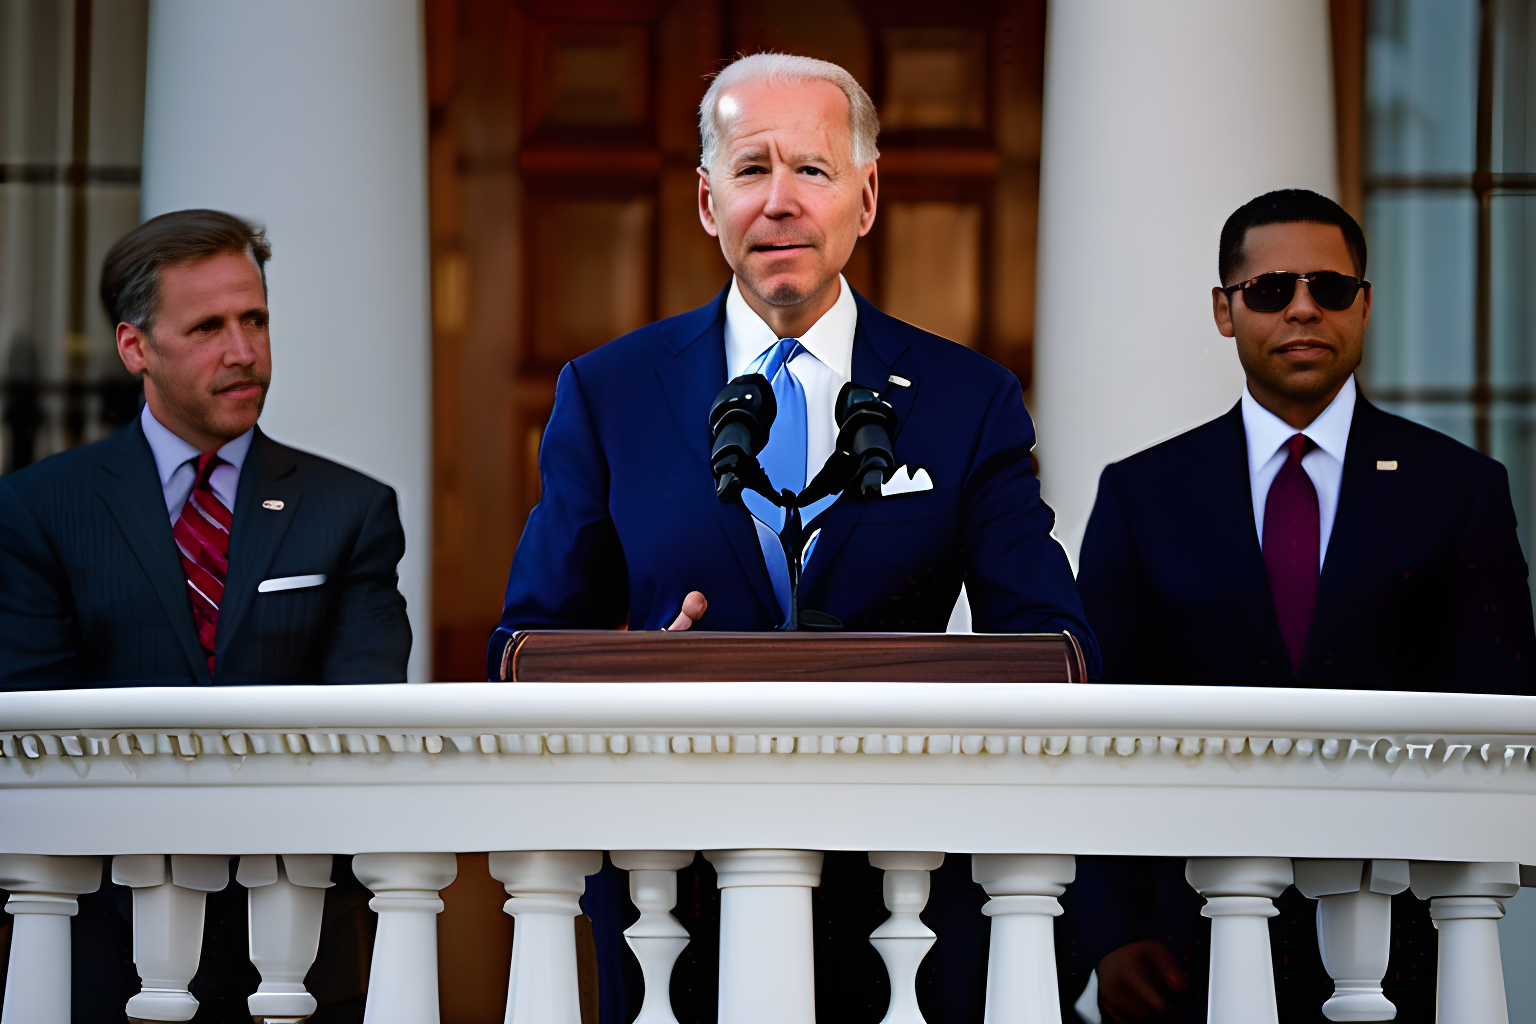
[715,79,853,158]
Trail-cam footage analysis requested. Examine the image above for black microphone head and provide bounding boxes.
[834,381,897,501]
[710,373,777,454]
[835,382,886,429]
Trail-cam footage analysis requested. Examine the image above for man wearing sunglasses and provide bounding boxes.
[1065,189,1535,1023]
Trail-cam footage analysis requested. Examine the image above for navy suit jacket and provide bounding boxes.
[0,418,411,687]
[1078,396,1535,690]
[490,286,1096,672]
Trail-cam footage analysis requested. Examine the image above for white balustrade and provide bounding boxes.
[611,850,696,1024]
[238,854,334,1022]
[0,854,101,1024]
[868,852,944,1024]
[706,849,823,1024]
[1411,860,1521,1024]
[114,853,231,1022]
[3,683,1536,1023]
[1294,858,1410,1021]
[973,854,1076,1024]
[1186,857,1293,1024]
[488,851,603,1024]
[353,852,458,1024]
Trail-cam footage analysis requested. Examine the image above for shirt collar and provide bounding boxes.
[1241,373,1356,469]
[724,274,857,380]
[139,403,255,487]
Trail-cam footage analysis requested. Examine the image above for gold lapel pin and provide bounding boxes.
[262,499,285,510]
[1376,461,1398,471]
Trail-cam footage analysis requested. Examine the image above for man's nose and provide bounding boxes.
[225,325,259,364]
[1285,279,1323,322]
[762,164,800,218]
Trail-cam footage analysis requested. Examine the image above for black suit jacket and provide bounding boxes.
[1079,395,1535,690]
[1062,396,1535,1022]
[0,418,410,687]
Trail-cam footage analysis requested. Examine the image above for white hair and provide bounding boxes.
[698,53,880,171]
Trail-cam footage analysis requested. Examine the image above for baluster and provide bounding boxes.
[868,852,944,1024]
[489,851,604,1024]
[1293,858,1408,1021]
[1410,860,1520,1024]
[611,851,696,1024]
[353,852,458,1024]
[114,854,230,1023]
[1185,857,1292,1024]
[0,854,102,1024]
[238,854,334,1022]
[705,849,824,1024]
[972,854,1076,1024]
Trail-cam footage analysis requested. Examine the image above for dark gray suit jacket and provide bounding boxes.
[0,418,410,687]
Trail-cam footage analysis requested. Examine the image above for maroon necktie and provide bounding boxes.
[1263,433,1319,675]
[173,452,232,677]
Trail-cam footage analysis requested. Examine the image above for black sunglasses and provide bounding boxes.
[1221,271,1370,313]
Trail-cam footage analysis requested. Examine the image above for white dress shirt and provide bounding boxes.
[724,273,857,489]
[1242,374,1356,569]
[140,404,253,523]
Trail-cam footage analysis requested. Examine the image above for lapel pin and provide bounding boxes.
[262,499,285,510]
[1376,461,1398,471]
[888,374,912,388]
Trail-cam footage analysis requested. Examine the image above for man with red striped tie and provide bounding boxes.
[0,207,410,688]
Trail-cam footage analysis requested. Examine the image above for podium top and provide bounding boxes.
[502,631,1087,683]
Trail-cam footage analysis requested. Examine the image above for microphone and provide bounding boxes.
[708,373,776,503]
[834,382,897,501]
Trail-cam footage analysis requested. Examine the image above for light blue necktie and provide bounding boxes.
[741,338,806,624]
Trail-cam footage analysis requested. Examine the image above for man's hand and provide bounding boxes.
[667,592,708,630]
[1096,940,1187,1024]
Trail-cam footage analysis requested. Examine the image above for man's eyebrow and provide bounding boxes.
[242,307,269,320]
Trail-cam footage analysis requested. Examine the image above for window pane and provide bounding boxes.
[1495,0,1536,173]
[1367,0,1478,176]
[1492,195,1536,390]
[1361,191,1476,393]
[1376,400,1477,449]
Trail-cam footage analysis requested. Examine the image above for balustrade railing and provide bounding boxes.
[2,682,1535,1024]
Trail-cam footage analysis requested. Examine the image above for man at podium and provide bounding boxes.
[487,52,1095,673]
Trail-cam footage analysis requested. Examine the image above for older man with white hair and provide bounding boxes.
[488,52,1096,1019]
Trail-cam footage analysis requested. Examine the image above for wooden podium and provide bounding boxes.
[497,631,1086,683]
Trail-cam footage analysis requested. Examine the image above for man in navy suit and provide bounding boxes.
[1068,190,1535,1023]
[490,52,1095,1024]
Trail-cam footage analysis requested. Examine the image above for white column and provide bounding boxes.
[487,851,604,1024]
[238,854,334,1022]
[1032,0,1338,558]
[0,854,102,1024]
[611,851,696,1024]
[1410,861,1520,1024]
[971,854,1075,1024]
[705,849,823,1024]
[868,852,944,1024]
[352,852,458,1024]
[140,0,430,678]
[1186,857,1293,1024]
[1293,859,1409,1021]
[115,854,232,1023]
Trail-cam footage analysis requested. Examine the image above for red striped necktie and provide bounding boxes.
[173,451,232,677]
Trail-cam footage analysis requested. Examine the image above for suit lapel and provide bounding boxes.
[1309,396,1382,667]
[1212,404,1292,668]
[799,296,919,596]
[94,420,208,680]
[216,429,303,663]
[654,289,781,623]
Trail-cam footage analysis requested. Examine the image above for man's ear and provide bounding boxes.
[116,322,152,375]
[857,161,879,237]
[1212,287,1236,339]
[697,167,719,238]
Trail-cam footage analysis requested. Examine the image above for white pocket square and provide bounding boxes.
[258,574,327,593]
[881,466,933,497]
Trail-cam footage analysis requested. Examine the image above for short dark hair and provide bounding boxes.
[100,209,272,330]
[1218,189,1366,285]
